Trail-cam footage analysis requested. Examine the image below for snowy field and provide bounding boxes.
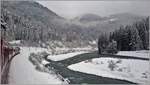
[9,40,21,44]
[9,47,62,84]
[117,50,150,59]
[68,51,150,84]
[9,46,150,84]
[47,51,88,61]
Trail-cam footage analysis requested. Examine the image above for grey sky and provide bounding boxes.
[37,1,150,19]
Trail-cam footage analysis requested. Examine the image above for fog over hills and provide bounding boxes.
[37,1,150,19]
[1,1,148,47]
[1,1,149,85]
[73,14,104,23]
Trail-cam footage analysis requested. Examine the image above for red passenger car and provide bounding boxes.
[1,19,20,84]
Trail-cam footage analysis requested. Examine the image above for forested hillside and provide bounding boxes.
[1,1,148,48]
[1,1,62,41]
[98,17,149,54]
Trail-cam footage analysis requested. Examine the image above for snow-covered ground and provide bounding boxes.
[9,40,21,44]
[9,47,62,84]
[41,59,50,65]
[47,51,88,61]
[9,46,149,84]
[68,57,150,84]
[47,46,95,55]
[117,50,150,59]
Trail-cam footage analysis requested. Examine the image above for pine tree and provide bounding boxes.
[98,33,109,54]
[129,26,143,50]
[134,17,149,50]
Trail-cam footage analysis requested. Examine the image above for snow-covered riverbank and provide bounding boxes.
[47,51,88,61]
[9,47,62,84]
[68,51,150,84]
[117,50,149,59]
[9,46,149,84]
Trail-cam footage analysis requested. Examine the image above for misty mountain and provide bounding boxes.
[73,12,145,24]
[1,1,148,47]
[71,13,146,33]
[107,13,146,25]
[73,13,105,23]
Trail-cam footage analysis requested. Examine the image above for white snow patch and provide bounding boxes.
[9,40,21,44]
[109,18,117,22]
[9,47,62,84]
[41,59,50,65]
[68,57,150,84]
[47,51,87,61]
[117,50,150,59]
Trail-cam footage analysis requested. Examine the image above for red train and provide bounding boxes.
[1,19,20,84]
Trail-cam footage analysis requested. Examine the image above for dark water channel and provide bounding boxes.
[45,52,135,84]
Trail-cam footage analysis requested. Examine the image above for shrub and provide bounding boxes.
[108,60,118,71]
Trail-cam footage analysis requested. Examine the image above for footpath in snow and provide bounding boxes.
[9,47,62,84]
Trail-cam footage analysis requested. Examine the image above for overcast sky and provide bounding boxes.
[37,1,150,19]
